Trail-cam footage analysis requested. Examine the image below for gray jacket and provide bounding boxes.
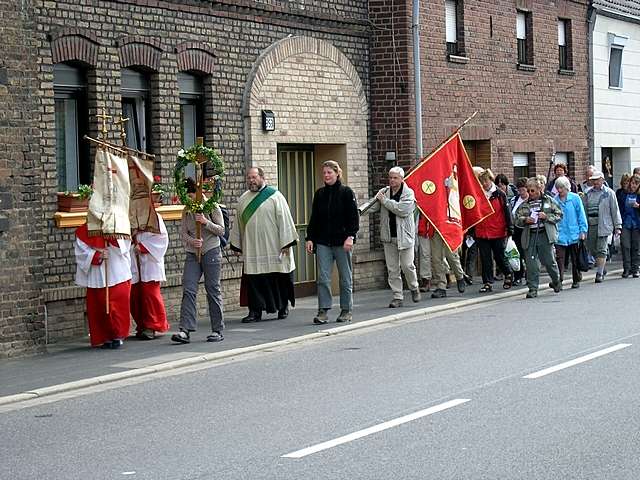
[367,183,416,250]
[582,186,622,236]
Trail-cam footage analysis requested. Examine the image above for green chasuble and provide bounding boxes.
[230,186,299,275]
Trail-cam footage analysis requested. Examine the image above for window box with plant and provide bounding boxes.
[56,184,93,212]
[151,175,165,206]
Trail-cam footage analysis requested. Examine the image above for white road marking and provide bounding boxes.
[282,398,470,459]
[523,343,632,379]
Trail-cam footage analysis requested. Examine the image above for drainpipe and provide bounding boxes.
[587,6,597,166]
[412,0,423,160]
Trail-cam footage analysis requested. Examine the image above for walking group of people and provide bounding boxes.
[368,160,638,304]
[75,158,640,349]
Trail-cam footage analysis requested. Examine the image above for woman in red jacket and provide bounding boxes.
[475,169,513,292]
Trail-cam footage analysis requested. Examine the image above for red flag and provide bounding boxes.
[405,133,494,251]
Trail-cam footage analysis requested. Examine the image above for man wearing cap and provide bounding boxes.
[582,170,621,283]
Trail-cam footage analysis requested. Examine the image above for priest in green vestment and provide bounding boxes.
[230,167,299,322]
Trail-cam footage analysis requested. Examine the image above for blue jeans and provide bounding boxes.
[316,244,352,312]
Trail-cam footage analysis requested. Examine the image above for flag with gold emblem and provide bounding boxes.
[405,132,493,251]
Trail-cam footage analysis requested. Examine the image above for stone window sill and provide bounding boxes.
[447,54,469,64]
[54,205,185,228]
[558,68,575,76]
[517,63,536,72]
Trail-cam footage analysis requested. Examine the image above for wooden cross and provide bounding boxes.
[194,137,208,261]
[114,116,130,147]
[96,108,112,141]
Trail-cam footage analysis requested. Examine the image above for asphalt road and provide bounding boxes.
[1,276,639,479]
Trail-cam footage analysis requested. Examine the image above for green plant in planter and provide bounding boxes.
[63,184,93,199]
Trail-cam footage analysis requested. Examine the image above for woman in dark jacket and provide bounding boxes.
[306,160,359,324]
[475,169,513,292]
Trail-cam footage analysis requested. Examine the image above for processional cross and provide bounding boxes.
[194,137,209,261]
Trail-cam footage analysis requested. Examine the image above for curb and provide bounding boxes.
[0,268,621,408]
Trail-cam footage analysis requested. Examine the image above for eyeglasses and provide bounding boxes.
[527,189,538,193]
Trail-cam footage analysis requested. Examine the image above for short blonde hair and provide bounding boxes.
[478,168,494,183]
[322,160,342,179]
[620,173,631,187]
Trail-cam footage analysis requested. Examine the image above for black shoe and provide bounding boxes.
[463,274,473,285]
[431,288,446,298]
[277,308,289,319]
[241,311,262,323]
[549,281,562,293]
[595,273,603,283]
[388,299,403,308]
[111,339,123,349]
[206,332,224,342]
[526,290,538,299]
[622,271,629,278]
[171,330,190,344]
[571,282,580,289]
[634,272,640,278]
[456,279,465,293]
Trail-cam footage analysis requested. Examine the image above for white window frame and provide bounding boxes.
[516,12,526,40]
[445,0,458,44]
[558,20,566,47]
[513,153,529,168]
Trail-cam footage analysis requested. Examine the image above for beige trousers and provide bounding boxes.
[431,233,464,290]
[417,236,432,280]
[383,239,419,300]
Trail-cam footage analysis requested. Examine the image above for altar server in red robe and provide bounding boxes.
[75,224,132,349]
[130,212,169,339]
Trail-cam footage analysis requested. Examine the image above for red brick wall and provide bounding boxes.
[371,0,590,182]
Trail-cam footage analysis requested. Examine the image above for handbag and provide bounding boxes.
[504,236,521,272]
[576,240,590,272]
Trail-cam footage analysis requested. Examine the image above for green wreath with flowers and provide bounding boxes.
[174,144,225,213]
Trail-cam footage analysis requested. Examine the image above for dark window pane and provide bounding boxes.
[609,47,623,87]
[559,45,568,70]
[517,39,527,64]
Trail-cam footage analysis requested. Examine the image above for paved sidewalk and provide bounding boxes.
[0,261,624,401]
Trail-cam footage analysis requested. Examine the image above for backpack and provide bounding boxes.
[219,205,231,248]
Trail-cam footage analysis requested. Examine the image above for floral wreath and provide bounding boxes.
[174,144,225,213]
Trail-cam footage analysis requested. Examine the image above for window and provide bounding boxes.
[609,46,623,88]
[445,0,465,57]
[54,63,89,192]
[513,152,532,179]
[608,34,627,88]
[554,151,574,176]
[516,11,533,66]
[558,19,572,71]
[179,72,205,179]
[121,68,151,151]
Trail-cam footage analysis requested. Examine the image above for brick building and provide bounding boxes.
[0,0,386,358]
[369,0,591,186]
[1,0,593,358]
